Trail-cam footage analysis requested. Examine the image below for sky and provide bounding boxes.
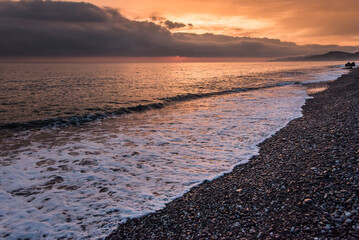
[0,0,358,59]
[86,0,359,46]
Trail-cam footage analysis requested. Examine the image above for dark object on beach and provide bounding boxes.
[345,62,355,69]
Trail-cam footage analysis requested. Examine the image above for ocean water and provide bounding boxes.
[0,61,347,239]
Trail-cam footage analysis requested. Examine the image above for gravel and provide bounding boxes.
[107,68,359,239]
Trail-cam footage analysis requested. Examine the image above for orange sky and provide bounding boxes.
[67,0,359,46]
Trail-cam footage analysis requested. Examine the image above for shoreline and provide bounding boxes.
[107,68,359,239]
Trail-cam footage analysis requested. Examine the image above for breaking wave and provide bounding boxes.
[0,81,300,130]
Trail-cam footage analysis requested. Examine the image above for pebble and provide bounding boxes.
[345,211,352,217]
[323,224,331,230]
[345,219,352,224]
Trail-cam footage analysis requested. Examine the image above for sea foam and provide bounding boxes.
[1,85,309,239]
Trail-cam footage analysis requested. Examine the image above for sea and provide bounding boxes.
[0,61,348,239]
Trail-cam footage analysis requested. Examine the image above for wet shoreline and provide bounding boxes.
[107,68,359,239]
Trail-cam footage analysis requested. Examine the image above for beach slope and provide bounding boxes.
[107,68,359,239]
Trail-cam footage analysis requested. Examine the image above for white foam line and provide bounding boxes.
[0,85,311,239]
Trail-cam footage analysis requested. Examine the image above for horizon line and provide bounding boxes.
[0,56,273,63]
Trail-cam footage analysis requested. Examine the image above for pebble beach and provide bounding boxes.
[107,68,359,239]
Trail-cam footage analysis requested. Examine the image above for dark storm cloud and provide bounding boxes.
[0,0,175,56]
[0,0,110,22]
[0,0,357,57]
[173,33,357,57]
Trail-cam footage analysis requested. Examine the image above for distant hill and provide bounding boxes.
[272,51,359,61]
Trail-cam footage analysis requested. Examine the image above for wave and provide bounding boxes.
[0,81,301,130]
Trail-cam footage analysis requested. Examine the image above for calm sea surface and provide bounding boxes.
[0,62,347,239]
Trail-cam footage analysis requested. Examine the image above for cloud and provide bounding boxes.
[0,0,357,57]
[0,0,110,22]
[0,0,175,56]
[149,14,189,29]
[149,14,165,22]
[163,20,186,29]
[91,0,359,45]
[173,33,357,57]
